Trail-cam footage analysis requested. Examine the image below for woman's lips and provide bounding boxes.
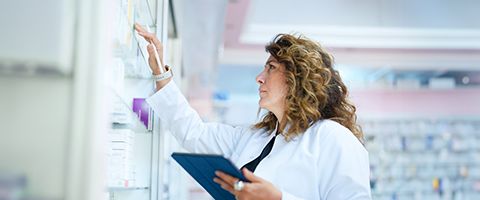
[259,90,267,97]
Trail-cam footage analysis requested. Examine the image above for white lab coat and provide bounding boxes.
[146,81,372,200]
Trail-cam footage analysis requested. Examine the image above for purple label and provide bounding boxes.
[132,98,149,128]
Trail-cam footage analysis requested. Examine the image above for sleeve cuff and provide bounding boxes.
[145,80,186,120]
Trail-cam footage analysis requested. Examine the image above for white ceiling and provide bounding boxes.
[214,0,480,94]
[247,0,480,29]
[220,0,480,70]
[241,0,480,49]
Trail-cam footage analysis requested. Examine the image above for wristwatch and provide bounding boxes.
[152,65,172,82]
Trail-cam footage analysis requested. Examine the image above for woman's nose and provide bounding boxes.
[256,72,265,84]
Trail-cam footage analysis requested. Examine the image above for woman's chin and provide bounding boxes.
[258,100,265,108]
[258,103,269,111]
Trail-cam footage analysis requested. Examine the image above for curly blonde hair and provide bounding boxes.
[254,33,363,143]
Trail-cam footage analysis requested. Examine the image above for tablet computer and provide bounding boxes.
[171,152,249,200]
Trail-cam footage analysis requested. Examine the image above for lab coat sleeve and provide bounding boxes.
[146,81,244,157]
[320,126,372,199]
[281,190,305,200]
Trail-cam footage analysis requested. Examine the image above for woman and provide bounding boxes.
[136,24,371,200]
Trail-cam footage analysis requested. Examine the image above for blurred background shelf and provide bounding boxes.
[363,118,480,199]
[108,186,150,192]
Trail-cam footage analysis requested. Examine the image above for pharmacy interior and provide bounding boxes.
[1,0,480,200]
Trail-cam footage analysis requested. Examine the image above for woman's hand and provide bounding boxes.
[134,23,171,90]
[214,168,282,200]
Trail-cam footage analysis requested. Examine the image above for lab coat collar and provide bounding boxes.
[273,121,279,135]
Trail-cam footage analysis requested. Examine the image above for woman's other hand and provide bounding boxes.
[213,168,282,200]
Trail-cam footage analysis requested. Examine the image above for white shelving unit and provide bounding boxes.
[0,0,182,199]
[106,0,181,200]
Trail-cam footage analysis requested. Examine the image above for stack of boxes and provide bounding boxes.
[108,98,136,188]
[107,129,136,188]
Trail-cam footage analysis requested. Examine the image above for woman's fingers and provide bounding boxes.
[136,23,165,74]
[213,177,235,193]
[215,171,239,185]
[146,44,161,73]
[135,23,154,45]
[134,23,149,37]
[135,23,160,45]
[214,171,243,194]
[135,23,164,63]
[215,169,281,200]
[242,168,263,182]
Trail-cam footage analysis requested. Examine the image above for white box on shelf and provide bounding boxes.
[111,99,133,124]
[108,133,135,143]
[429,77,455,89]
[108,129,135,138]
[110,142,135,150]
[396,79,421,89]
[107,145,137,188]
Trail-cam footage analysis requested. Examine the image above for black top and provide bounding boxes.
[241,133,278,172]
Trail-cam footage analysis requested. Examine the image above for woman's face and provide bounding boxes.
[256,55,288,114]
